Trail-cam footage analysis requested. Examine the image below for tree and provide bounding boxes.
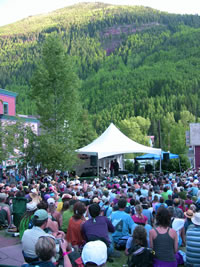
[77,109,97,148]
[31,33,81,171]
[118,116,151,146]
[0,120,26,164]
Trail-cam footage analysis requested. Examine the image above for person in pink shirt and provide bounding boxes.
[132,204,148,225]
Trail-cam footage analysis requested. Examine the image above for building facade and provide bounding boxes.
[0,88,40,167]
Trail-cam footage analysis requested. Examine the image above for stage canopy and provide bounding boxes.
[76,123,162,159]
[136,151,179,160]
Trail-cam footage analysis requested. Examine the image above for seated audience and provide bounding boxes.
[81,240,107,267]
[19,202,37,239]
[22,209,55,262]
[21,236,72,267]
[111,198,134,244]
[82,203,115,256]
[149,207,178,267]
[66,201,86,251]
[186,212,200,266]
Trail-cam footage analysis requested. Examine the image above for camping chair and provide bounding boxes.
[12,197,27,230]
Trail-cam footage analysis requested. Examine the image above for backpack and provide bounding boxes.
[127,244,154,267]
[115,236,129,250]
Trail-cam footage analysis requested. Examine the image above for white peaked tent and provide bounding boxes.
[76,123,162,173]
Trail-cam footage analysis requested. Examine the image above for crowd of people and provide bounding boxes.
[0,168,200,266]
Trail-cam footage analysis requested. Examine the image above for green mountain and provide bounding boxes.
[1,2,200,153]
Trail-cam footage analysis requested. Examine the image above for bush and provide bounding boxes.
[124,160,134,173]
[156,155,190,173]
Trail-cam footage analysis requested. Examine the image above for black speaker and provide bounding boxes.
[90,156,97,166]
[163,153,169,162]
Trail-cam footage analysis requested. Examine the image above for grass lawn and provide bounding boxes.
[107,250,128,267]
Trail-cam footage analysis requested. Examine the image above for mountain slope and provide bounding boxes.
[1,2,200,146]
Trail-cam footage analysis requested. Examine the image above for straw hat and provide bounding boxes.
[62,193,72,200]
[191,212,200,226]
[93,197,100,203]
[29,188,41,204]
[184,209,194,219]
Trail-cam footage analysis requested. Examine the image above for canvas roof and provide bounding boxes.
[76,123,162,159]
[136,151,179,160]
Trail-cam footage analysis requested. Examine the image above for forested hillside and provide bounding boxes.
[1,2,200,155]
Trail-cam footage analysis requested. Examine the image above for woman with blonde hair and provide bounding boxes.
[131,204,148,225]
[22,236,72,267]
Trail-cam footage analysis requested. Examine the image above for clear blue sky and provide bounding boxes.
[0,0,200,27]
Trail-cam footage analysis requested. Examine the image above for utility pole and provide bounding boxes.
[158,120,162,149]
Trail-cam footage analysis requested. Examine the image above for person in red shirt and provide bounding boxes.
[66,201,86,251]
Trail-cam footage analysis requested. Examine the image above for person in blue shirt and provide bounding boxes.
[111,198,134,243]
[155,197,168,213]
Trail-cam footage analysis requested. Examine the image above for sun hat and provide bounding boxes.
[93,197,100,203]
[34,209,48,221]
[194,179,199,185]
[81,240,107,265]
[191,212,200,226]
[26,202,37,211]
[62,193,72,200]
[47,198,55,205]
[31,188,38,194]
[184,209,194,219]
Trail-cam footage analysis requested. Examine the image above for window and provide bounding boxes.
[3,102,8,115]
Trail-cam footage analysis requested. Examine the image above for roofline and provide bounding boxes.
[0,114,39,123]
[0,88,18,97]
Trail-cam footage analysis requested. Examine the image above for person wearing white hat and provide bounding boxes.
[186,212,200,266]
[19,202,38,239]
[47,197,62,229]
[81,240,107,266]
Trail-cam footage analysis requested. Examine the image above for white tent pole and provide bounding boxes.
[97,154,99,178]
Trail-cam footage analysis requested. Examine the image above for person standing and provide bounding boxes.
[113,159,119,177]
[110,160,114,177]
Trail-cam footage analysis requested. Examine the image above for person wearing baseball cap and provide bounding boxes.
[22,209,54,263]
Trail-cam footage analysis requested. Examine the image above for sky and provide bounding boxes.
[0,0,200,27]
